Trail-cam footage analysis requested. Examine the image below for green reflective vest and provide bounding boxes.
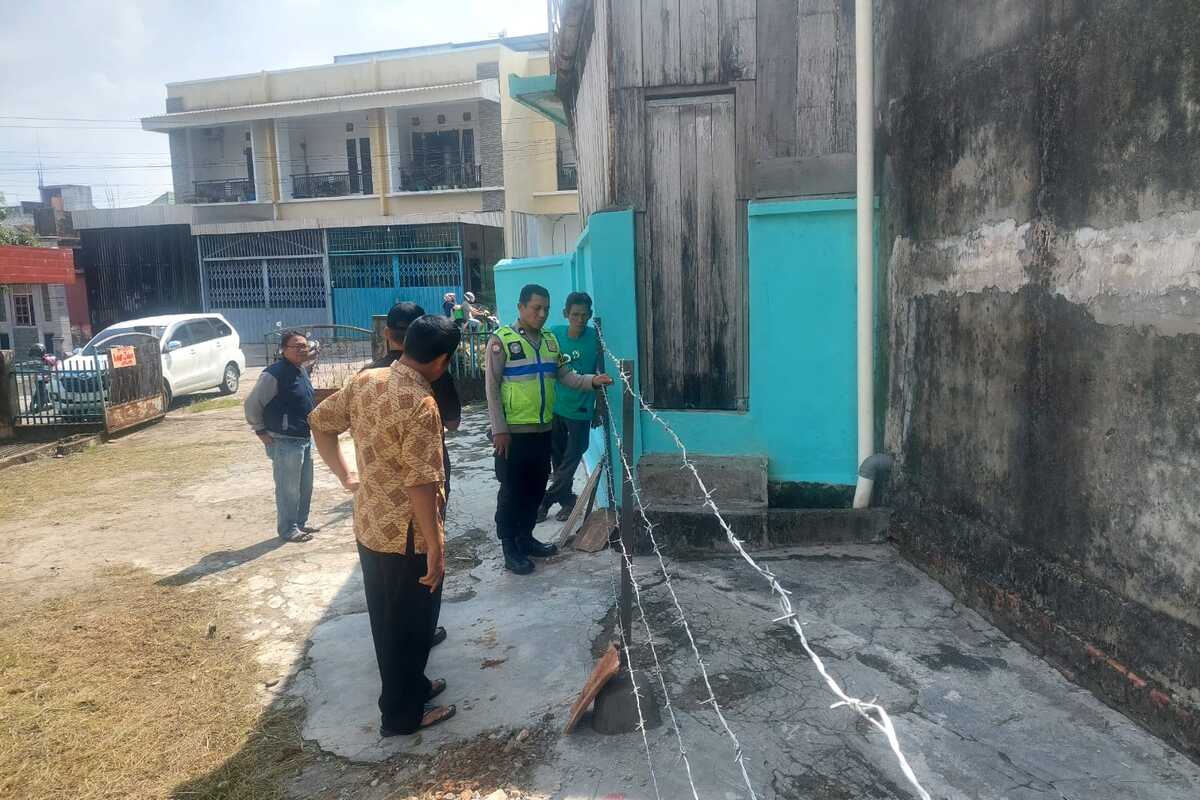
[496,326,562,426]
[452,304,466,321]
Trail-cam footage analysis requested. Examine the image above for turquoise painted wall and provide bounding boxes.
[494,200,869,490]
[493,253,574,328]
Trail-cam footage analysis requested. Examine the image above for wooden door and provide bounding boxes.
[644,94,741,410]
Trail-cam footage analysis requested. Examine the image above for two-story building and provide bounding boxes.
[72,34,581,346]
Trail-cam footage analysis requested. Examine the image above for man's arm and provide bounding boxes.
[401,397,447,589]
[409,482,444,589]
[244,371,278,443]
[484,336,511,456]
[313,429,357,491]
[432,373,461,432]
[557,364,612,391]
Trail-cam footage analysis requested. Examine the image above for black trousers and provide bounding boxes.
[357,531,441,734]
[543,415,592,509]
[494,430,553,541]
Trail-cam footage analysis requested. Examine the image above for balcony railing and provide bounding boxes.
[291,171,374,200]
[397,161,482,192]
[193,178,255,204]
[557,162,578,191]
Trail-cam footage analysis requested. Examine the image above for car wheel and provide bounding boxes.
[162,380,173,409]
[219,363,240,395]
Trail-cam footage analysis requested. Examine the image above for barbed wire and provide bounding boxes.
[594,329,934,800]
[600,447,663,800]
[604,459,703,799]
[608,419,758,800]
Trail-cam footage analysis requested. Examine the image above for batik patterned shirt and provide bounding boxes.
[309,361,445,554]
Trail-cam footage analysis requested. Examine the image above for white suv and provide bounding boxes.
[59,313,247,407]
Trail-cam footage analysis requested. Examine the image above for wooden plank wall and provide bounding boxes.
[571,0,613,218]
[644,96,739,409]
[564,0,856,407]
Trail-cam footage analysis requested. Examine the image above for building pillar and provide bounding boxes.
[169,129,196,203]
[371,108,390,216]
[273,119,292,201]
[385,108,402,195]
[250,120,274,203]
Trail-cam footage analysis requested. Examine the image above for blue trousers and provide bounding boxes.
[266,435,313,538]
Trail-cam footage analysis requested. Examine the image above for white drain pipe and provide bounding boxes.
[852,0,876,509]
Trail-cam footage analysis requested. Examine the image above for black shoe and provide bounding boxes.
[298,524,322,534]
[535,505,551,523]
[518,535,559,559]
[432,626,447,647]
[502,539,535,575]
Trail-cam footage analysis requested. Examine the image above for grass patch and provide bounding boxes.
[183,396,243,414]
[0,567,309,799]
[0,438,237,523]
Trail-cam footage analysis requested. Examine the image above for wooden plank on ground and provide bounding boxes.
[564,642,622,734]
[555,457,604,548]
[574,507,618,553]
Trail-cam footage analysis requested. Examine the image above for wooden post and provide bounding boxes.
[618,358,635,645]
[592,356,661,735]
[594,318,619,512]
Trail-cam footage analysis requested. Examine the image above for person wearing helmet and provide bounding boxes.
[462,292,488,332]
[442,292,457,318]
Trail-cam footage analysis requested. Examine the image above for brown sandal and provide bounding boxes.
[420,704,456,729]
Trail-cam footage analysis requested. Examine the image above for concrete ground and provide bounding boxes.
[1,396,1198,799]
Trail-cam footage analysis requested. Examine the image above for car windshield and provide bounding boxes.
[82,326,166,355]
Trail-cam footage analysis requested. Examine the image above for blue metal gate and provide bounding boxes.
[326,224,463,328]
[199,230,330,346]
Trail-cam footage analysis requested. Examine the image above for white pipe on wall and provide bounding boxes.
[852,0,876,510]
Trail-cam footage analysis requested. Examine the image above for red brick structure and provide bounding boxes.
[0,245,78,355]
[0,245,76,285]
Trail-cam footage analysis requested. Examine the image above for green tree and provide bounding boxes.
[0,192,38,246]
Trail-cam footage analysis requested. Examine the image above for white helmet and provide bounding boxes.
[464,291,476,303]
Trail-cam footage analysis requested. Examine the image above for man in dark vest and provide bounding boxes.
[245,330,319,543]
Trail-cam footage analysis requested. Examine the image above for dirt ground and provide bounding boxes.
[0,377,526,800]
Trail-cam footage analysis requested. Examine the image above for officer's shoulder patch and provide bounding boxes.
[507,341,525,357]
[546,337,559,353]
[491,343,502,353]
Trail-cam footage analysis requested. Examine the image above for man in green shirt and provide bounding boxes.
[538,292,602,523]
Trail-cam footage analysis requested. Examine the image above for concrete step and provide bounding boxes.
[637,454,768,508]
[635,503,889,556]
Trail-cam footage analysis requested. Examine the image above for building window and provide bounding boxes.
[41,286,53,321]
[0,332,9,350]
[13,294,35,327]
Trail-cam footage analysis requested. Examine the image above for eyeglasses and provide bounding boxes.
[284,343,308,351]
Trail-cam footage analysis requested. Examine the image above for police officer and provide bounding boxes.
[485,283,613,574]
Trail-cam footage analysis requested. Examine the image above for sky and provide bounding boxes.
[0,0,547,208]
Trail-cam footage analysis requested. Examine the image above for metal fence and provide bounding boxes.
[452,330,490,381]
[5,332,166,431]
[291,171,374,199]
[264,325,375,395]
[193,178,255,203]
[7,358,107,426]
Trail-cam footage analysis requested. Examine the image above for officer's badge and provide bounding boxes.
[507,342,525,358]
[546,338,559,353]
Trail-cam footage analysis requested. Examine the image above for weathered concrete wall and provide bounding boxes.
[881,0,1200,756]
